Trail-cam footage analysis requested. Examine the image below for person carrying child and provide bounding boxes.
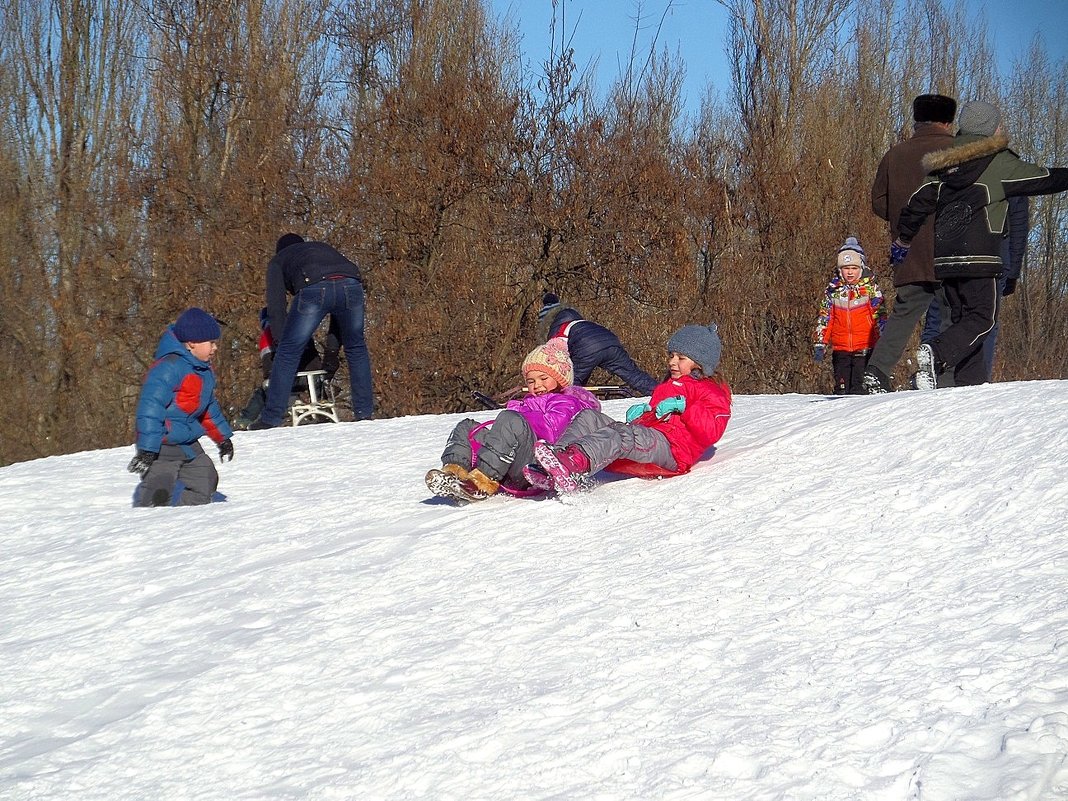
[523,323,732,494]
[425,337,601,504]
[127,308,234,507]
[812,237,887,395]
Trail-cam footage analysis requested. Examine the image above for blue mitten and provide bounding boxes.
[813,344,826,363]
[654,395,686,419]
[890,240,910,266]
[626,403,651,423]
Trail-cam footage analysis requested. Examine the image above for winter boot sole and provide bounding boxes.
[522,463,554,492]
[861,370,889,395]
[532,442,584,494]
[425,469,488,505]
[915,345,938,391]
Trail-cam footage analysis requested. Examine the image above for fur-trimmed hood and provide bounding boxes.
[922,133,1009,186]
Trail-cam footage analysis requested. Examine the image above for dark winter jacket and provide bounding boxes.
[266,241,362,337]
[872,123,956,286]
[135,327,233,455]
[1002,195,1029,281]
[898,133,1068,280]
[546,308,658,395]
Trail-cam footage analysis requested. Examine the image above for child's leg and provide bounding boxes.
[555,408,618,447]
[473,410,536,485]
[175,443,219,506]
[849,353,868,394]
[134,445,185,507]
[831,351,850,395]
[441,419,479,469]
[572,421,677,474]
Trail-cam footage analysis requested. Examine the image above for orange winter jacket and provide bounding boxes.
[814,273,886,353]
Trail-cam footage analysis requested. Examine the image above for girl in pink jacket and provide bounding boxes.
[525,323,732,494]
[426,338,600,503]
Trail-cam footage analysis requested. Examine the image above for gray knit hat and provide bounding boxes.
[668,323,722,374]
[957,101,1002,137]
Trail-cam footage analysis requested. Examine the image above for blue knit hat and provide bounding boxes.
[173,308,221,342]
[668,323,722,374]
[538,292,562,322]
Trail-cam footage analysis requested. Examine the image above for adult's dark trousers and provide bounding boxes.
[980,274,1010,380]
[866,282,939,378]
[262,277,374,425]
[931,276,1000,388]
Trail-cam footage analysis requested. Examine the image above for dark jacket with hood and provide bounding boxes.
[544,307,658,395]
[897,133,1068,280]
[872,122,956,286]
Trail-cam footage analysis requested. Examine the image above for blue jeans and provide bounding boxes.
[262,278,373,424]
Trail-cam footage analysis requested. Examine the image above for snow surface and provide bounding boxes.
[2,382,1068,800]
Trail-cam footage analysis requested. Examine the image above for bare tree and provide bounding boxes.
[0,0,147,463]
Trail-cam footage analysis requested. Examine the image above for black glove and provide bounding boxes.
[218,439,234,463]
[127,449,158,478]
[1003,277,1018,296]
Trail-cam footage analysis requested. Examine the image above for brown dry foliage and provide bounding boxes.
[1,0,1067,466]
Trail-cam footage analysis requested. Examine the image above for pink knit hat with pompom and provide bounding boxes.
[522,337,574,387]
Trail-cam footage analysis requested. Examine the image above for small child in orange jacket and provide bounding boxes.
[813,237,886,394]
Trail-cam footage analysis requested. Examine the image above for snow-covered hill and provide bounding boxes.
[2,382,1067,800]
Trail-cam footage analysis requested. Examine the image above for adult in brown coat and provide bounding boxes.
[863,94,956,393]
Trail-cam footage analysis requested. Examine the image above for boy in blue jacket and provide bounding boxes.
[127,308,235,507]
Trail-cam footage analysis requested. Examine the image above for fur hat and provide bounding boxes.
[538,292,562,322]
[957,100,1002,137]
[667,323,722,374]
[276,233,305,253]
[522,337,573,386]
[173,308,221,342]
[912,94,956,124]
[836,236,867,268]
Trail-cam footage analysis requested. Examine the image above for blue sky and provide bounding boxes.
[489,0,1068,115]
